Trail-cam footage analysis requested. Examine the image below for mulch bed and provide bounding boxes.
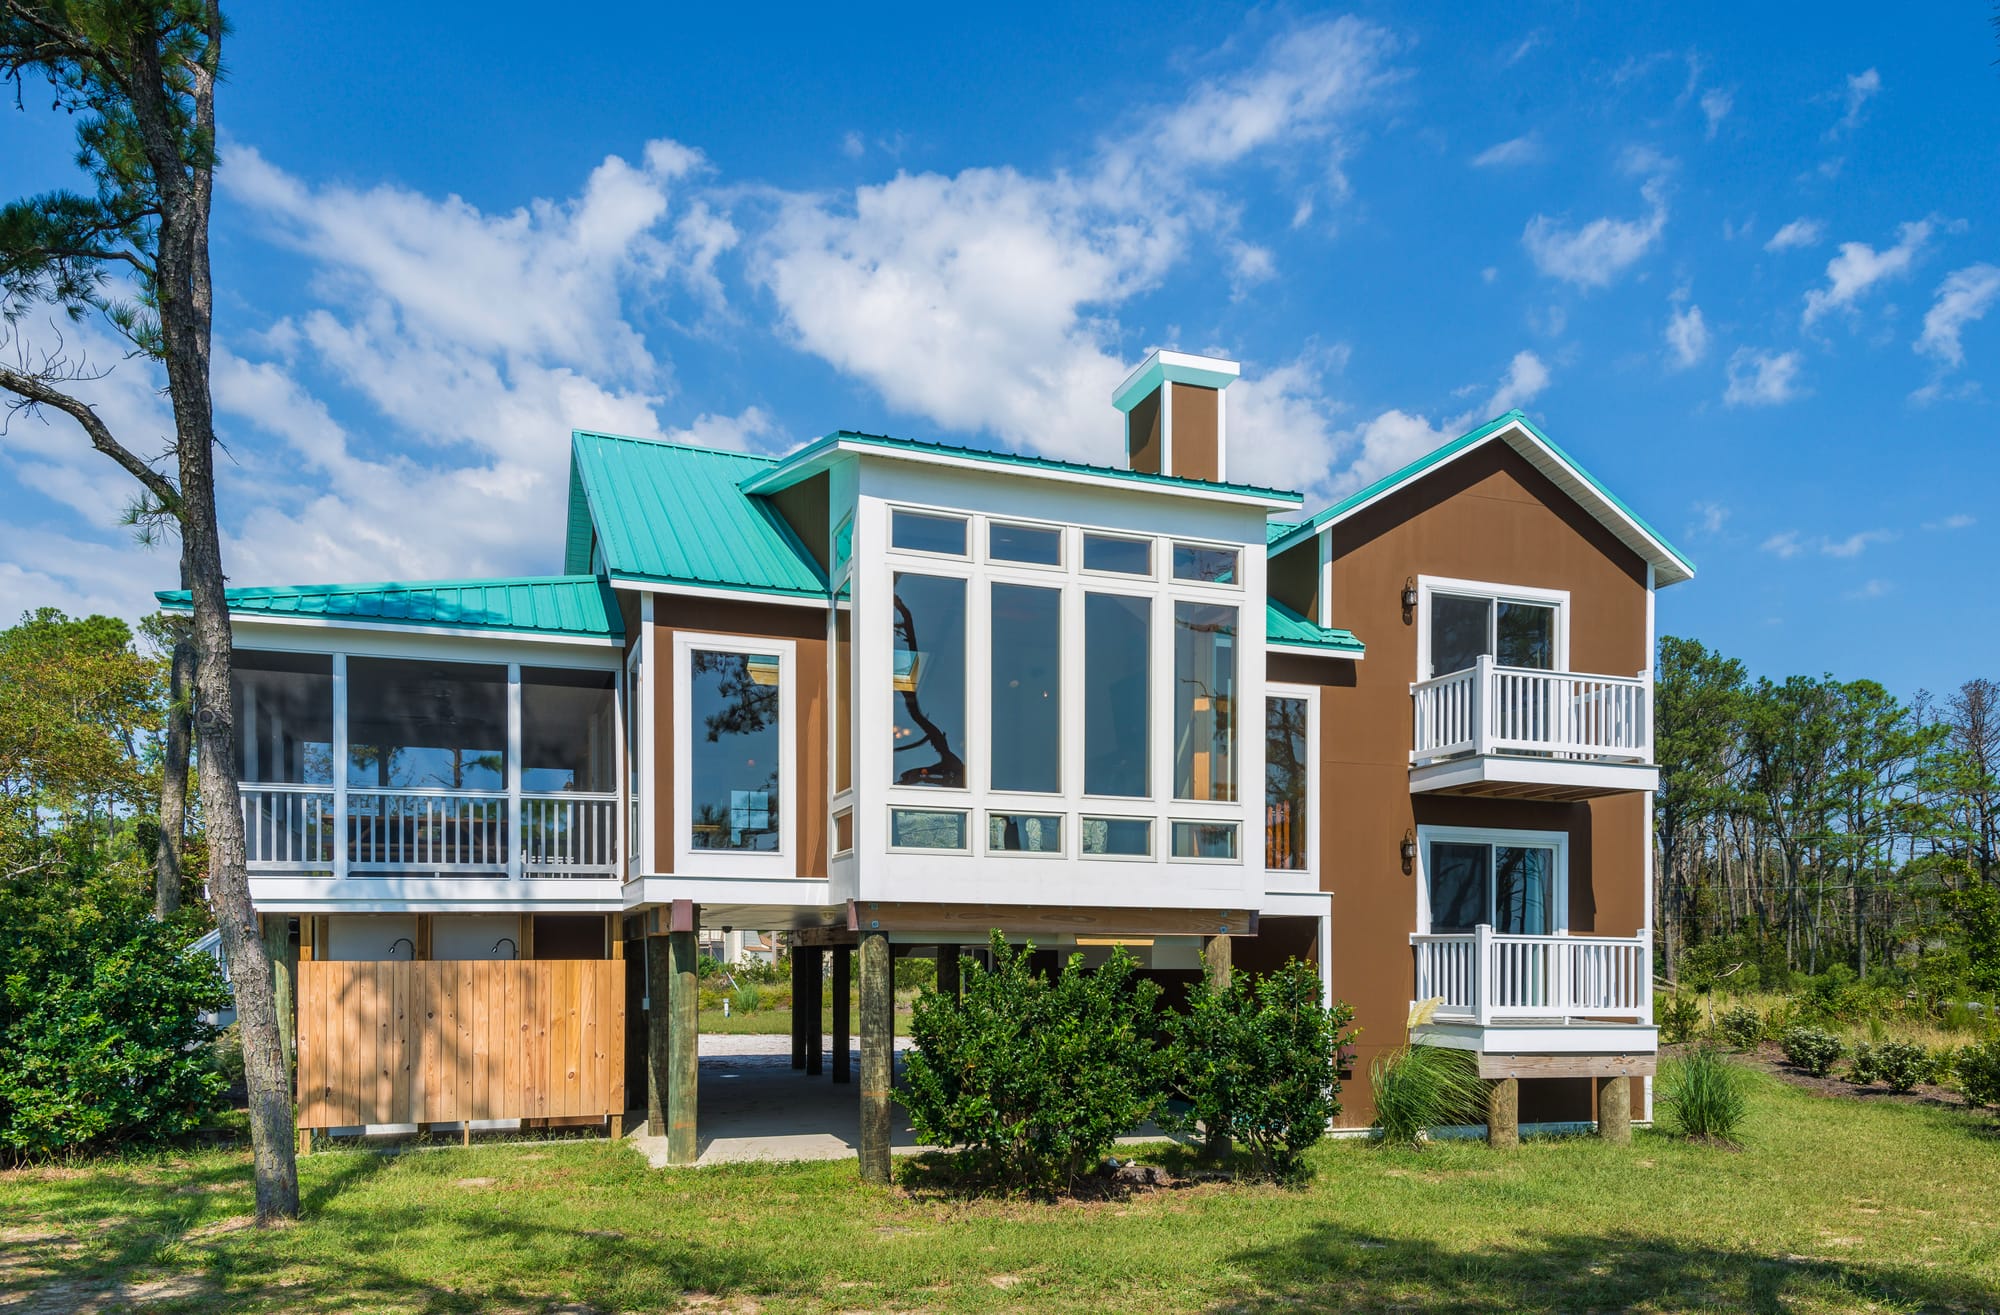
[1736,1040,1977,1113]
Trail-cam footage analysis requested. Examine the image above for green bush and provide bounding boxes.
[1659,1044,1748,1142]
[1871,1041,1934,1093]
[1779,1026,1844,1077]
[1715,1004,1764,1051]
[0,916,230,1156]
[1956,1037,2000,1110]
[1847,1041,1879,1085]
[731,982,764,1014]
[1369,1045,1484,1147]
[1164,959,1356,1184]
[894,957,937,993]
[900,932,1163,1194]
[1658,992,1701,1045]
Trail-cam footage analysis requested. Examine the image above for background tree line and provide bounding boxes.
[1655,635,2000,999]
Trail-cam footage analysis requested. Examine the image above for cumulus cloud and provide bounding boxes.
[1484,350,1551,413]
[1664,303,1709,369]
[1724,348,1805,406]
[1759,527,1896,561]
[1760,530,1806,559]
[1765,218,1824,252]
[1699,88,1732,139]
[1821,529,1896,558]
[1801,220,1931,329]
[1320,351,1553,496]
[1471,134,1541,168]
[1828,68,1880,139]
[1522,177,1667,289]
[1690,501,1729,535]
[1914,263,2000,369]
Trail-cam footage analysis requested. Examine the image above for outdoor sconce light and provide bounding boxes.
[1400,575,1418,620]
[1400,829,1417,874]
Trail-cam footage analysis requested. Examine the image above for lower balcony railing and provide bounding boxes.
[1411,655,1651,767]
[1412,925,1651,1024]
[240,783,619,877]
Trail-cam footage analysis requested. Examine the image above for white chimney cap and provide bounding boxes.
[1112,349,1241,413]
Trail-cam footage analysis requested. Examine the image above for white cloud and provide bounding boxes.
[841,131,865,159]
[1700,88,1732,139]
[1664,303,1709,369]
[1760,531,1806,559]
[1924,513,1975,531]
[1845,578,1892,601]
[1724,348,1805,406]
[1820,529,1895,558]
[1801,220,1931,329]
[1320,352,1552,496]
[1484,351,1550,414]
[1764,218,1824,252]
[1828,68,1881,139]
[1522,178,1667,289]
[1914,263,2000,368]
[1691,501,1729,535]
[1471,134,1541,168]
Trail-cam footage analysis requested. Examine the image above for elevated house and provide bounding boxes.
[166,348,1690,1169]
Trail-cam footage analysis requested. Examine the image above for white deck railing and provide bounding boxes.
[1411,655,1651,766]
[1412,924,1651,1023]
[240,783,617,878]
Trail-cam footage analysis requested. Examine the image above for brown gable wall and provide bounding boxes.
[651,597,828,879]
[1272,440,1651,1124]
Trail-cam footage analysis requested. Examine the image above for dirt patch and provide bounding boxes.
[1741,1043,1983,1112]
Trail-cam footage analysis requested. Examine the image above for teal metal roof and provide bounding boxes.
[1265,600,1364,656]
[567,431,827,598]
[743,429,1304,505]
[1268,411,1695,585]
[156,575,623,640]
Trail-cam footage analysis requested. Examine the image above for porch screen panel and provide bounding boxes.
[231,650,333,784]
[1173,602,1238,802]
[1265,696,1308,869]
[688,650,781,851]
[1083,592,1149,797]
[1427,842,1488,935]
[990,583,1061,793]
[521,667,615,791]
[891,573,968,788]
[344,657,506,790]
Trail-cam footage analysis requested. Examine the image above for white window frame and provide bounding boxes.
[1078,814,1155,861]
[671,630,798,877]
[1168,818,1243,865]
[1078,530,1157,581]
[888,805,971,854]
[1168,537,1244,589]
[1414,824,1570,935]
[984,518,1067,571]
[1263,682,1318,876]
[1168,595,1244,806]
[1415,575,1570,682]
[980,810,1066,859]
[888,507,970,559]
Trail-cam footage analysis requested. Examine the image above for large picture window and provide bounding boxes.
[1265,695,1309,870]
[990,582,1061,793]
[688,649,782,851]
[891,572,968,788]
[1423,830,1563,935]
[1173,602,1237,802]
[1083,592,1150,797]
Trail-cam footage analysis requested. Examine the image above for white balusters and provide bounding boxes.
[1411,926,1650,1022]
[1411,662,1651,765]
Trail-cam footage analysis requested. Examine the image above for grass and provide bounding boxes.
[700,994,920,1036]
[1700,989,1995,1054]
[4,1068,1999,1313]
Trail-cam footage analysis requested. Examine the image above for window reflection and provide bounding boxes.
[892,573,968,787]
[990,583,1061,793]
[1265,696,1308,870]
[1172,543,1238,584]
[891,510,966,555]
[689,650,782,851]
[345,657,505,790]
[1084,593,1150,796]
[1173,602,1237,802]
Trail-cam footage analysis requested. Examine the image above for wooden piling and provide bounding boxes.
[1598,1075,1632,1145]
[831,946,852,1084]
[858,930,893,1184]
[805,946,824,1077]
[790,946,807,1070]
[666,928,699,1165]
[645,935,671,1138]
[1488,1077,1520,1149]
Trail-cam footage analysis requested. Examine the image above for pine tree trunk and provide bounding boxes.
[156,613,194,919]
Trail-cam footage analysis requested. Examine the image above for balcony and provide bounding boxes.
[1409,655,1655,800]
[1410,925,1656,1077]
[241,783,619,878]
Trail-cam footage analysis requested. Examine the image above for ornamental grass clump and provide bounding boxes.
[1659,1044,1748,1144]
[900,933,1163,1195]
[1369,1002,1484,1148]
[1165,958,1357,1184]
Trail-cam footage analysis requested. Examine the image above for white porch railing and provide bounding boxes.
[1412,924,1652,1024]
[1410,654,1651,766]
[239,783,617,877]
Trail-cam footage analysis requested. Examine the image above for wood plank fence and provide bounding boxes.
[297,959,626,1130]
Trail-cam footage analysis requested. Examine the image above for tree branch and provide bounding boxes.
[0,361,181,516]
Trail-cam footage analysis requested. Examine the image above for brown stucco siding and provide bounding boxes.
[1273,440,1651,1126]
[1168,382,1220,481]
[1127,388,1162,474]
[651,597,830,879]
[1266,539,1318,621]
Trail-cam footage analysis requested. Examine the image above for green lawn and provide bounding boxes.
[4,1070,1998,1313]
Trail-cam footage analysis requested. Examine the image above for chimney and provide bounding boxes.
[1112,349,1240,482]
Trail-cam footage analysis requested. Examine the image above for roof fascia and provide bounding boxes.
[162,606,623,647]
[606,575,831,610]
[1111,350,1242,412]
[1267,640,1366,660]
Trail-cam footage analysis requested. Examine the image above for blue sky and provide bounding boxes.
[1,3,1995,698]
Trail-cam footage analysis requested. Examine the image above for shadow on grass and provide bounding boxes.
[1214,1223,2000,1314]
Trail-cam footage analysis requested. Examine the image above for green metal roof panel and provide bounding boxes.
[562,452,595,576]
[1265,600,1364,655]
[155,575,624,640]
[570,431,827,596]
[748,429,1304,504]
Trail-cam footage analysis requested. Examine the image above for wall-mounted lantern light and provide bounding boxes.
[1401,575,1418,620]
[1400,829,1417,874]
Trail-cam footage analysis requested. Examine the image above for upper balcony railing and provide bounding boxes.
[1411,924,1651,1024]
[240,782,618,878]
[1411,654,1651,767]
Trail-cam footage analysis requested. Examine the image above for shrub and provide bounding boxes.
[1848,1042,1879,1086]
[1164,959,1356,1184]
[1658,992,1701,1045]
[1957,1037,2000,1110]
[1779,1026,1844,1077]
[900,932,1163,1194]
[730,982,764,1014]
[1659,1044,1748,1142]
[1715,1004,1764,1051]
[1369,1045,1484,1147]
[894,957,937,993]
[1872,1041,1934,1093]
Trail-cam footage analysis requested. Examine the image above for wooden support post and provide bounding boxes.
[790,947,807,1070]
[1597,1076,1632,1145]
[609,1114,623,1141]
[666,927,700,1165]
[858,929,893,1184]
[831,946,852,1084]
[1487,1077,1520,1149]
[261,914,297,1095]
[805,946,825,1077]
[298,1127,312,1157]
[645,935,671,1137]
[936,944,960,999]
[1202,935,1233,1161]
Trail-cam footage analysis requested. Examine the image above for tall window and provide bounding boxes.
[891,572,968,788]
[521,667,615,792]
[833,608,852,794]
[1173,602,1237,801]
[990,583,1061,793]
[1083,593,1149,796]
[1265,696,1308,870]
[688,650,782,850]
[1428,591,1557,678]
[1426,834,1560,935]
[345,657,506,790]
